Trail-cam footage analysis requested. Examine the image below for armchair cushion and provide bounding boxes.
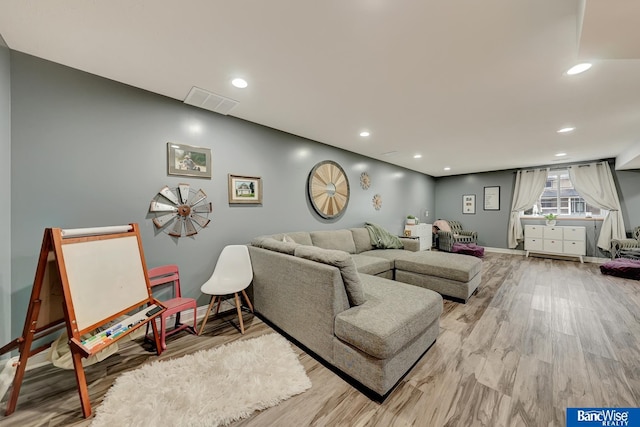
[436,220,478,252]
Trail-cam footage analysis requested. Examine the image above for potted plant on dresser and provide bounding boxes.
[406,215,418,225]
[544,213,557,226]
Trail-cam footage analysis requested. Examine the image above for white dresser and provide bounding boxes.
[524,225,586,263]
[404,223,432,251]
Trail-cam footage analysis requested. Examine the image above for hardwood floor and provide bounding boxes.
[1,253,639,426]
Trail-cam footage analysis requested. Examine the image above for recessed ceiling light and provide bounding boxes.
[231,78,248,88]
[360,131,370,137]
[566,63,592,75]
[413,154,422,159]
[555,152,567,157]
[557,127,575,133]
[444,167,451,171]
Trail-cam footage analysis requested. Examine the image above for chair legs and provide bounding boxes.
[198,295,218,336]
[234,293,245,334]
[198,291,254,336]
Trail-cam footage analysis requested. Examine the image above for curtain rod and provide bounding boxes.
[516,159,610,173]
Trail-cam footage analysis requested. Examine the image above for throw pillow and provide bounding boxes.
[282,234,295,243]
[251,237,298,255]
[294,245,366,306]
[433,219,451,233]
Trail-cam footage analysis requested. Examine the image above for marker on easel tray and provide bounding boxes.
[105,324,124,337]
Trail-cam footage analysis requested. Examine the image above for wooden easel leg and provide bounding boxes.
[234,293,245,334]
[5,298,43,416]
[70,348,92,418]
[5,343,30,416]
[198,295,217,336]
[241,289,254,313]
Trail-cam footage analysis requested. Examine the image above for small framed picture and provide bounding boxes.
[463,194,476,214]
[167,142,211,179]
[484,186,500,211]
[228,174,263,204]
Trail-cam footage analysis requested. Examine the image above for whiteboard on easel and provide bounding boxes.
[61,235,150,331]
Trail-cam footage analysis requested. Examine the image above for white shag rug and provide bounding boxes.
[91,333,311,427]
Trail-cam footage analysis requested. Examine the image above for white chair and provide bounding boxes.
[198,245,254,335]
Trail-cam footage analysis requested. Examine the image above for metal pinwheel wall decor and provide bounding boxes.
[149,184,212,238]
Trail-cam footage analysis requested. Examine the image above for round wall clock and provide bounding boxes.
[308,160,350,219]
[149,184,212,238]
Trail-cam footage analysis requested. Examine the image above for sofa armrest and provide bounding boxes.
[610,238,640,259]
[399,237,420,252]
[248,246,349,362]
[458,230,478,240]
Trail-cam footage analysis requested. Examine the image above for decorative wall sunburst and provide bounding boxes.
[308,160,350,219]
[149,184,212,238]
[360,172,371,190]
[372,194,382,210]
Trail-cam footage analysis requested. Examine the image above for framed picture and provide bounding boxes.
[463,194,476,214]
[167,142,212,179]
[484,186,500,211]
[228,174,262,204]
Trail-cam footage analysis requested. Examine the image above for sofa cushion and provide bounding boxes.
[351,254,393,276]
[283,232,313,246]
[251,237,299,255]
[294,245,366,306]
[335,274,443,359]
[395,251,482,282]
[359,249,411,266]
[350,228,374,253]
[310,230,357,254]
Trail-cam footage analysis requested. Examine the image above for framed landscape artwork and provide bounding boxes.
[228,174,262,204]
[167,142,212,179]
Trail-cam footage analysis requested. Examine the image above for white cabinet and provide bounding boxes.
[404,223,432,251]
[524,225,585,263]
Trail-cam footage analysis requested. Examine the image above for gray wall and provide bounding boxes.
[434,170,513,249]
[0,35,11,356]
[10,52,435,340]
[434,162,637,257]
[615,169,640,231]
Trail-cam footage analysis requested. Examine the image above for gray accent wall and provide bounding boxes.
[615,169,640,231]
[435,162,637,258]
[0,35,11,356]
[10,52,435,340]
[435,170,514,249]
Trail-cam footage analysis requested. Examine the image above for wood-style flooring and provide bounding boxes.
[1,253,639,426]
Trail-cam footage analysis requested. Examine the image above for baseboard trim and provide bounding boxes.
[484,246,608,263]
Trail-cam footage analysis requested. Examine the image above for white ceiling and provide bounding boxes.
[1,0,639,177]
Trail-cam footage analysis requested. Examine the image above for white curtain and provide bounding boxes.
[568,162,626,251]
[508,169,547,248]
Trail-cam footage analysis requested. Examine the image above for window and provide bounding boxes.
[523,170,603,217]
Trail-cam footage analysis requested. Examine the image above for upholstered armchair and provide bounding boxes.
[434,220,478,252]
[610,226,640,259]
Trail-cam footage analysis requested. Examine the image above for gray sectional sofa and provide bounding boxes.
[248,227,482,397]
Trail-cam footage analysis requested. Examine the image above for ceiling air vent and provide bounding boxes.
[184,86,239,115]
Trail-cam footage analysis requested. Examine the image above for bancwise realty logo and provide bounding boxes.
[567,408,640,426]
